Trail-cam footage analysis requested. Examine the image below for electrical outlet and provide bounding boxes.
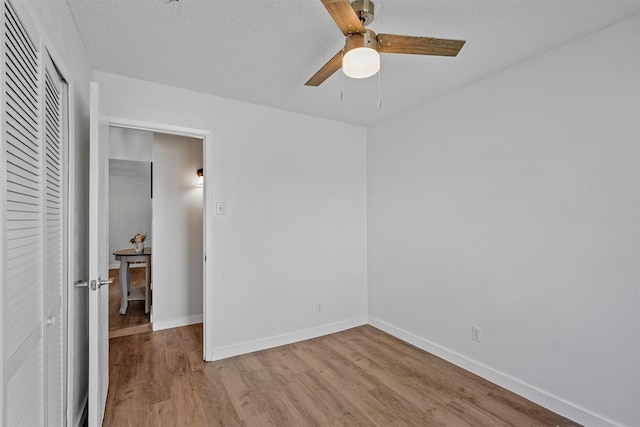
[471,326,481,342]
[316,302,323,313]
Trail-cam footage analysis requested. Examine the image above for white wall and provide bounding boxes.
[108,159,152,267]
[108,127,153,267]
[94,71,368,359]
[109,126,153,162]
[151,133,203,329]
[14,2,93,426]
[367,16,640,427]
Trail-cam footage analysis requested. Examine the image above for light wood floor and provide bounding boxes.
[104,324,581,426]
[108,267,151,338]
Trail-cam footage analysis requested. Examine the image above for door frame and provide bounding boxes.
[108,117,211,359]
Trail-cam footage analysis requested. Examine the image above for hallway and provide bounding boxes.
[109,267,151,338]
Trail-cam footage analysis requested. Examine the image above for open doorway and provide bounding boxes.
[107,127,204,338]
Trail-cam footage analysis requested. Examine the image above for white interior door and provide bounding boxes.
[88,81,111,427]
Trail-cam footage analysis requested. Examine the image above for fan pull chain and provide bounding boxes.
[341,65,345,101]
[377,68,382,109]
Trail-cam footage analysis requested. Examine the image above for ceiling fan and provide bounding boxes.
[305,0,466,86]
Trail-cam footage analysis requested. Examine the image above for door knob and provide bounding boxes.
[74,278,113,290]
[75,280,89,288]
[97,278,114,289]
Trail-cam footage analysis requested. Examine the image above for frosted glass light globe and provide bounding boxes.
[343,47,380,79]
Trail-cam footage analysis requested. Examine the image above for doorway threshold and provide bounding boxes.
[109,324,152,339]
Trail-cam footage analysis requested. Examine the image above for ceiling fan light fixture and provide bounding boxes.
[343,29,380,79]
[304,0,465,87]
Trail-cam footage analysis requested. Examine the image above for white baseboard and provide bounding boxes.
[152,314,203,332]
[367,316,619,427]
[208,316,367,361]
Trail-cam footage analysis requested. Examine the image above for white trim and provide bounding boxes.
[152,314,204,332]
[64,80,78,427]
[109,117,210,139]
[208,316,367,362]
[367,316,620,427]
[201,133,208,362]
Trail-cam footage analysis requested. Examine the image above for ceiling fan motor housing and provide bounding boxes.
[345,28,379,53]
[351,0,374,26]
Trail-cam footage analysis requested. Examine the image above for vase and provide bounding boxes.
[133,241,144,254]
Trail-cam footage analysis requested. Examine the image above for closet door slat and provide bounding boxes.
[2,1,44,426]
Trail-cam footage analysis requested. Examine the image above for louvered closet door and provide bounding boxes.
[2,0,45,426]
[43,51,65,427]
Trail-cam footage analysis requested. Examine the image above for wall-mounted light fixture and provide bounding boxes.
[196,168,204,186]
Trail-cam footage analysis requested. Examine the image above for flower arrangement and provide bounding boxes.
[129,232,147,244]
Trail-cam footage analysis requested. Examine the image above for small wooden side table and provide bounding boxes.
[113,247,151,315]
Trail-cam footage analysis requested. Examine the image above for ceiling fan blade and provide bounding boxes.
[321,0,366,36]
[377,34,465,57]
[305,49,343,86]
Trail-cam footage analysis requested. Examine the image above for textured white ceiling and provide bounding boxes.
[65,0,640,126]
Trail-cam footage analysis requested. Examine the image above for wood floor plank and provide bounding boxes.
[236,352,265,373]
[243,411,277,427]
[146,400,177,427]
[252,345,309,384]
[170,374,208,425]
[218,363,269,421]
[316,335,384,391]
[292,342,395,425]
[368,383,454,427]
[193,367,244,426]
[275,377,336,425]
[241,368,311,426]
[104,324,582,427]
[294,369,373,426]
